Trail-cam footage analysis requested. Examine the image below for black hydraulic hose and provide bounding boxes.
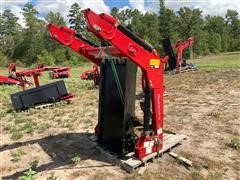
[118,25,153,53]
[75,33,99,47]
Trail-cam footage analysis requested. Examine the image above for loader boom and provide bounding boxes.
[83,8,169,159]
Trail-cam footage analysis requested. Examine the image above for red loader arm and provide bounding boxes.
[80,65,100,85]
[83,8,169,159]
[48,24,124,66]
[173,37,194,70]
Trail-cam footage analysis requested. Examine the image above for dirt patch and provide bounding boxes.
[0,69,239,179]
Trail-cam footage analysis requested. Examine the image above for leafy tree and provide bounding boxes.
[225,10,240,51]
[0,50,9,66]
[67,3,85,34]
[118,8,134,23]
[67,3,96,46]
[22,2,39,29]
[208,33,221,53]
[0,10,20,35]
[111,7,119,18]
[47,11,65,26]
[193,30,209,55]
[44,11,66,54]
[177,7,204,39]
[159,0,177,39]
[221,28,231,52]
[0,10,20,58]
[205,15,225,35]
[18,2,46,65]
[37,50,55,65]
[177,7,204,58]
[139,12,161,50]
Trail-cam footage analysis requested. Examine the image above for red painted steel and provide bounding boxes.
[83,8,169,159]
[47,9,171,159]
[48,24,125,84]
[38,64,71,79]
[0,63,30,87]
[80,65,99,85]
[0,75,21,85]
[173,37,194,71]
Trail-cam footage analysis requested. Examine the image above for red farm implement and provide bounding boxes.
[0,63,29,87]
[48,9,188,172]
[10,65,75,111]
[37,64,71,79]
[163,37,197,73]
[80,65,100,85]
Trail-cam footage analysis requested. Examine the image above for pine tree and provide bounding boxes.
[159,0,177,39]
[18,2,46,65]
[0,10,20,58]
[67,3,86,34]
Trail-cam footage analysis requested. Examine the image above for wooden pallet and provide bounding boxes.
[89,133,187,173]
[34,103,55,109]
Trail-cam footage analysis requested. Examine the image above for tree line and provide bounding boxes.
[0,1,239,67]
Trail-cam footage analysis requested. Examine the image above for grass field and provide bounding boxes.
[0,52,239,179]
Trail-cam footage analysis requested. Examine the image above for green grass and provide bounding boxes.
[19,168,37,180]
[71,154,81,166]
[192,51,240,70]
[229,136,240,151]
[0,52,239,141]
[10,149,26,162]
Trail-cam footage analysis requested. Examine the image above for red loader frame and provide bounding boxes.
[48,24,124,85]
[83,9,169,159]
[48,9,169,160]
[173,37,194,72]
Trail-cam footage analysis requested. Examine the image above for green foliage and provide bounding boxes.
[229,136,240,151]
[0,9,21,59]
[19,168,37,180]
[0,50,9,66]
[71,154,81,165]
[22,121,37,134]
[4,123,23,140]
[159,0,177,38]
[0,1,239,67]
[37,50,55,65]
[208,33,221,53]
[67,3,86,34]
[10,149,26,162]
[47,11,65,26]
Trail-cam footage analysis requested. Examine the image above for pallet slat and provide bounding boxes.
[122,134,187,172]
[89,133,187,173]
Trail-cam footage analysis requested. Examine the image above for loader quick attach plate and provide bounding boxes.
[98,59,137,157]
[11,80,69,111]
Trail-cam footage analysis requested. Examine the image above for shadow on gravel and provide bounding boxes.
[0,133,110,179]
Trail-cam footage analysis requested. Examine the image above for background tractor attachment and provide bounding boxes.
[163,37,197,73]
[80,65,100,85]
[37,64,71,79]
[10,66,75,111]
[0,63,29,87]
